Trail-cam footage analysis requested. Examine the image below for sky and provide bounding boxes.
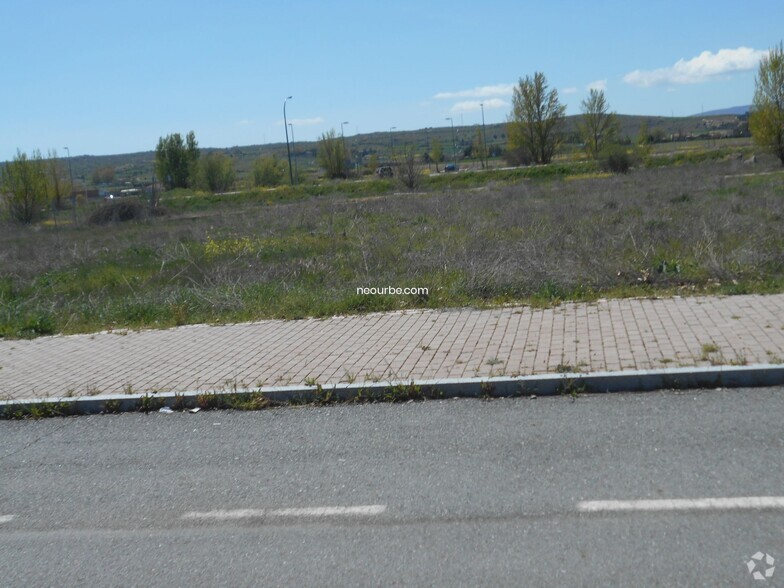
[2,0,783,158]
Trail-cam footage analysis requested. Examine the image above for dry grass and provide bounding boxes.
[1,156,783,337]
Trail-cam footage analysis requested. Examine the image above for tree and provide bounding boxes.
[155,131,200,190]
[365,153,379,175]
[1,150,51,223]
[472,127,487,167]
[577,89,619,160]
[196,152,235,193]
[507,72,566,164]
[253,154,285,187]
[430,139,444,172]
[636,121,652,159]
[750,42,784,165]
[317,129,348,178]
[91,166,115,185]
[46,149,71,210]
[395,146,423,190]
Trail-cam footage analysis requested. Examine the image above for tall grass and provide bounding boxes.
[1,156,783,337]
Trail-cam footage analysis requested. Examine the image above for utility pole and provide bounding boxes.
[480,102,489,170]
[64,146,75,222]
[445,117,457,168]
[341,121,349,175]
[284,96,294,185]
[288,123,298,184]
[389,126,396,161]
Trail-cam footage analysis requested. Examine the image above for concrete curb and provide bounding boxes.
[2,364,783,417]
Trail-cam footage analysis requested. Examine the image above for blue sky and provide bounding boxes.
[2,0,782,158]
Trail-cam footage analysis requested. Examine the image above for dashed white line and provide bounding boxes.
[0,515,15,524]
[182,505,387,521]
[578,496,784,513]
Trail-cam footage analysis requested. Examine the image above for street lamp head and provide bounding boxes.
[286,95,292,100]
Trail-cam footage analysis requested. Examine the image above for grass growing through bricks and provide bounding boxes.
[1,383,446,418]
[2,157,784,338]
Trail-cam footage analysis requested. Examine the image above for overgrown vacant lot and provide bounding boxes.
[1,158,783,338]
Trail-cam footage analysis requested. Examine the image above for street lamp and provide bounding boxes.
[63,146,75,220]
[341,121,349,174]
[445,117,457,168]
[288,122,298,184]
[283,96,294,185]
[63,146,75,194]
[389,126,396,160]
[480,102,488,170]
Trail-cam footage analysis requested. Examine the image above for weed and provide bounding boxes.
[365,371,382,383]
[479,381,495,399]
[342,371,357,384]
[304,376,318,387]
[486,357,503,366]
[558,378,586,398]
[196,392,222,410]
[729,354,748,366]
[138,393,164,413]
[6,401,75,419]
[313,384,337,405]
[700,343,720,360]
[383,382,441,402]
[104,399,122,413]
[555,363,580,373]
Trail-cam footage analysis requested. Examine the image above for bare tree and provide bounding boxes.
[395,146,423,190]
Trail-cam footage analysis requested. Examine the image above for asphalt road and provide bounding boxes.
[2,388,783,586]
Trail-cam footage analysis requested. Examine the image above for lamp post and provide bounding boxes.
[288,123,298,184]
[480,102,488,170]
[445,117,457,168]
[63,146,75,195]
[389,126,396,160]
[341,121,349,174]
[63,146,75,221]
[283,96,294,185]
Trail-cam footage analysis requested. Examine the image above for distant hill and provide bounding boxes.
[695,105,751,116]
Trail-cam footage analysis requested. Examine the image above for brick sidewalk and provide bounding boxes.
[1,294,783,401]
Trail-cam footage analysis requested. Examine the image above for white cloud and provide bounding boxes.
[450,98,507,113]
[586,79,607,92]
[623,46,767,87]
[561,87,578,95]
[434,83,515,100]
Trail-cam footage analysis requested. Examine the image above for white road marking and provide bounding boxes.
[0,515,15,524]
[182,505,386,520]
[578,496,784,513]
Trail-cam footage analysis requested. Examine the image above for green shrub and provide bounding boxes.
[601,145,632,174]
[88,199,149,224]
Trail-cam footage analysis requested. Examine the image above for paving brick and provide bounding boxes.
[2,294,784,400]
